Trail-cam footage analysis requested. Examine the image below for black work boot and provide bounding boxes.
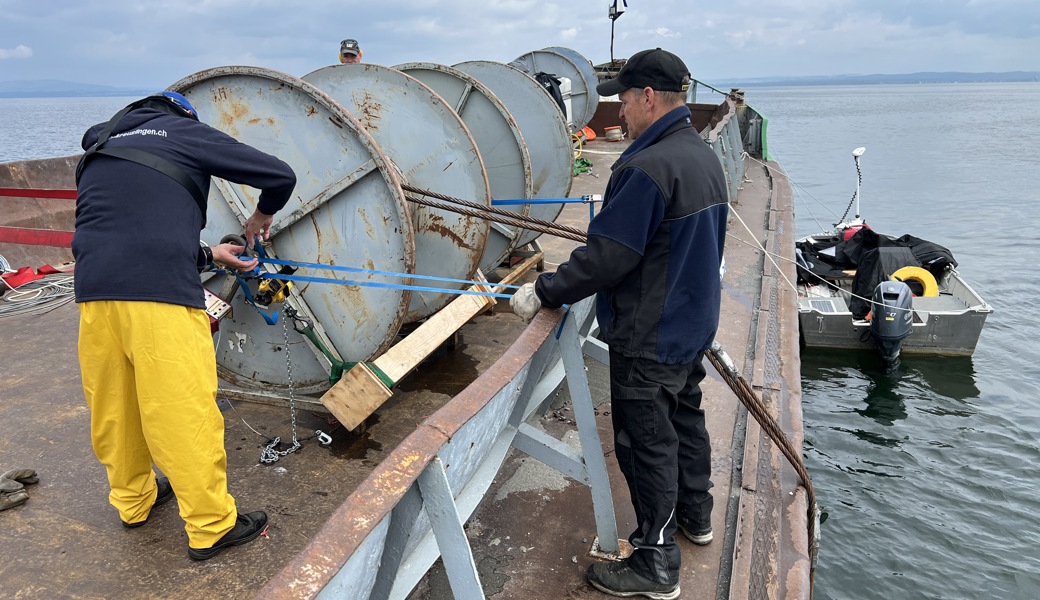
[188,511,269,561]
[586,559,680,600]
[122,476,176,528]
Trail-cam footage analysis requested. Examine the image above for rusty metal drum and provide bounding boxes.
[454,60,572,249]
[169,66,414,392]
[303,64,490,322]
[510,47,598,133]
[394,61,533,274]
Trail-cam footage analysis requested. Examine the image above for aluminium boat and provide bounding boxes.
[795,148,991,361]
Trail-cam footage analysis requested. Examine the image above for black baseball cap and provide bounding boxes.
[596,48,691,96]
[340,39,361,56]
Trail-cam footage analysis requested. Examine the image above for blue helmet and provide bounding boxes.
[159,91,198,118]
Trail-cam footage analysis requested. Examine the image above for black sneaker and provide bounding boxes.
[676,511,713,546]
[188,511,269,561]
[678,521,713,545]
[586,560,680,600]
[122,477,176,528]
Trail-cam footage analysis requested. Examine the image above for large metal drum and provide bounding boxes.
[454,60,572,249]
[170,66,414,392]
[511,47,599,132]
[303,64,490,321]
[394,62,533,274]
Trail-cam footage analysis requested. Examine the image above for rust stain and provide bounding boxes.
[355,91,382,132]
[305,104,318,116]
[420,220,475,250]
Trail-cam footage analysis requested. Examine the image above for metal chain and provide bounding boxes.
[259,316,302,463]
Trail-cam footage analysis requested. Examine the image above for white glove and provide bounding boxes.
[510,282,543,322]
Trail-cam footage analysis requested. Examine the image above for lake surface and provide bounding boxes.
[747,83,1040,600]
[2,84,1038,599]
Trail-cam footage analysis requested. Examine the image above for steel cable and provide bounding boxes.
[401,184,590,241]
[0,274,76,318]
[706,343,819,588]
[404,193,588,243]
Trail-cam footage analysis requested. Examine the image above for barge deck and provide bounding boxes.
[1,133,807,598]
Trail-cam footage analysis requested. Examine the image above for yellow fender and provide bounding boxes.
[891,266,938,296]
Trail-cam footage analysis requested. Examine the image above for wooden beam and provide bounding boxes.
[320,284,494,430]
[317,250,543,431]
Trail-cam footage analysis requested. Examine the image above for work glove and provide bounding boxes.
[0,468,37,511]
[510,282,543,322]
[1,468,39,486]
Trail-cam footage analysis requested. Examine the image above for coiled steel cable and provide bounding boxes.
[0,273,76,318]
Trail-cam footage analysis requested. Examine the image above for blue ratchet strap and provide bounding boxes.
[229,240,281,325]
[232,269,281,325]
[254,254,520,299]
[261,272,515,300]
[554,304,572,339]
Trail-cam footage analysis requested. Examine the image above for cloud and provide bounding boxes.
[0,45,33,59]
[0,0,1037,86]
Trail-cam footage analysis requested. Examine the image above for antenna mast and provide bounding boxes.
[609,1,627,63]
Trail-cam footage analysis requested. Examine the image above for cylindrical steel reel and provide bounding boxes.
[302,64,491,322]
[170,66,415,392]
[454,60,572,248]
[394,61,534,274]
[510,47,600,133]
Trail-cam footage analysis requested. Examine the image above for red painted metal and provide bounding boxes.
[0,188,77,199]
[0,226,74,247]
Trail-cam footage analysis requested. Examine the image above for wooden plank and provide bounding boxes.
[492,252,543,292]
[320,284,495,430]
[317,252,542,431]
[374,286,493,383]
[320,363,393,431]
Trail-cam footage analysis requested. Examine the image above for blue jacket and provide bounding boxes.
[536,106,728,363]
[73,105,296,309]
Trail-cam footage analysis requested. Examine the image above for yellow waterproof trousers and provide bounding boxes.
[78,301,238,549]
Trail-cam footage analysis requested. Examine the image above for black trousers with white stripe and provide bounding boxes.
[609,349,713,585]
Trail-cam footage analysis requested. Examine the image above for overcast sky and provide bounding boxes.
[2,0,1038,89]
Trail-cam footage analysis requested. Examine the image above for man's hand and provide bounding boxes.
[212,243,259,272]
[243,209,274,249]
[510,282,543,322]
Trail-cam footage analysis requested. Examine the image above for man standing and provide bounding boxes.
[510,49,728,599]
[339,38,362,64]
[74,91,297,560]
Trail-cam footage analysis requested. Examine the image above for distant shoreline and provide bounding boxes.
[714,71,1040,89]
[2,71,1038,99]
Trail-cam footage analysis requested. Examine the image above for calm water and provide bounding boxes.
[0,96,139,163]
[747,83,1040,600]
[3,86,1038,598]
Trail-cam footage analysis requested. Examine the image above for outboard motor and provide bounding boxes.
[869,280,914,362]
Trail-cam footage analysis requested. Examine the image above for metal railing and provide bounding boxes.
[258,296,617,599]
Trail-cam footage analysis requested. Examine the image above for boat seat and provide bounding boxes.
[911,295,970,312]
